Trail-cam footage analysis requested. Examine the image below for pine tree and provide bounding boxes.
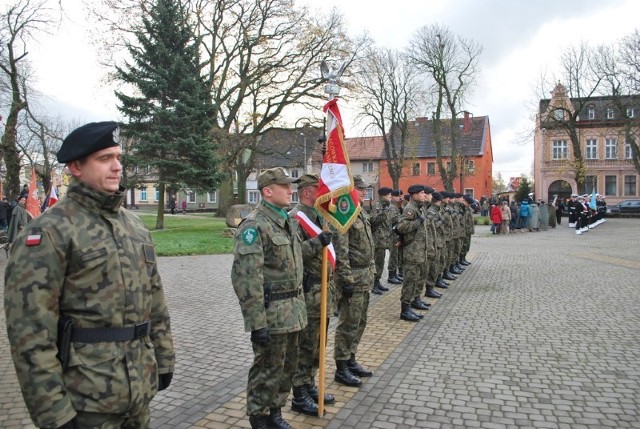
[115,0,220,229]
[515,176,533,203]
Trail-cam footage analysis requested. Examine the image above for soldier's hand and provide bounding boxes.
[158,372,173,391]
[342,284,354,299]
[251,327,270,347]
[318,231,333,247]
[417,215,425,223]
[49,417,78,429]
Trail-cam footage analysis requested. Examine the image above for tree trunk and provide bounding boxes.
[155,182,166,230]
[1,101,27,200]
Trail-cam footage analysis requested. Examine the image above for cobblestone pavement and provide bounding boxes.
[1,218,639,428]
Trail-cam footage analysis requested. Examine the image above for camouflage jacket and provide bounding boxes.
[464,205,476,235]
[4,182,175,428]
[334,209,375,291]
[370,200,397,246]
[441,203,455,241]
[430,204,446,248]
[232,201,307,334]
[396,200,428,264]
[423,203,439,254]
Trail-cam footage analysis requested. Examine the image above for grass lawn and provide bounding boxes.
[137,213,233,256]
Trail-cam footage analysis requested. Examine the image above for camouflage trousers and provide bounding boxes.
[388,241,400,273]
[424,252,440,292]
[247,331,300,416]
[74,408,150,428]
[293,282,331,387]
[462,235,471,257]
[402,261,427,304]
[334,289,370,361]
[374,244,389,281]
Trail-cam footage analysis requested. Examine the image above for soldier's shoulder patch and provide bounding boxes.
[405,210,415,217]
[26,234,42,246]
[241,227,258,245]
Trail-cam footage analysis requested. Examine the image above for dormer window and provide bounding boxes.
[607,108,614,119]
[588,106,595,120]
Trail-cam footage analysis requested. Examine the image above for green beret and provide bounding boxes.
[57,121,120,163]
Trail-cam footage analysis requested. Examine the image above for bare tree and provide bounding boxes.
[88,0,370,214]
[536,43,603,194]
[354,47,424,190]
[593,34,640,174]
[408,24,482,191]
[0,0,56,199]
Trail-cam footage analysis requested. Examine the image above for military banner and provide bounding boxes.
[26,169,40,219]
[314,98,361,233]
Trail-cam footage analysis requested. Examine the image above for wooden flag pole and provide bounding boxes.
[317,245,329,416]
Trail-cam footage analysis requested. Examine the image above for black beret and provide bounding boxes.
[464,195,475,204]
[403,194,410,201]
[391,190,401,196]
[57,121,120,163]
[432,192,443,201]
[407,184,424,194]
[378,187,393,196]
[454,193,463,198]
[423,185,435,194]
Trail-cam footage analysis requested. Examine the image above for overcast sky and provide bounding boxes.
[26,0,640,180]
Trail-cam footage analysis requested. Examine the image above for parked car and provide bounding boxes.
[608,199,640,214]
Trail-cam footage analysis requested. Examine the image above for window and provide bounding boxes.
[553,108,563,120]
[627,108,635,118]
[291,192,299,204]
[364,187,374,201]
[625,143,634,159]
[412,162,420,176]
[624,175,637,196]
[585,139,598,159]
[466,160,475,173]
[446,161,452,172]
[427,162,436,175]
[291,169,299,179]
[552,140,568,160]
[155,189,160,201]
[605,176,617,196]
[248,190,261,204]
[585,176,597,193]
[606,108,614,119]
[464,189,474,198]
[188,191,196,203]
[605,138,618,159]
[207,191,217,203]
[362,162,374,173]
[588,106,595,120]
[140,188,148,202]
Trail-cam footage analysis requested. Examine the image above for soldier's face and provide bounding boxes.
[68,146,123,194]
[355,187,366,203]
[264,183,293,208]
[380,194,392,202]
[424,193,433,203]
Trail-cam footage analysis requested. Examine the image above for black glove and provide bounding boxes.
[341,284,354,299]
[318,231,333,247]
[417,216,425,223]
[48,417,78,429]
[158,372,173,391]
[251,327,270,347]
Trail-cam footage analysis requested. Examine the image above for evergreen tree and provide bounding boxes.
[115,0,220,229]
[514,176,533,203]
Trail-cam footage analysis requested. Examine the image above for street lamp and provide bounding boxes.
[300,132,308,174]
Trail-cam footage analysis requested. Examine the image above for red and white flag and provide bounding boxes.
[48,187,58,207]
[314,98,361,233]
[294,210,336,270]
[26,169,40,219]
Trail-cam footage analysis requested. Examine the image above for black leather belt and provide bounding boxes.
[71,321,151,343]
[270,289,302,301]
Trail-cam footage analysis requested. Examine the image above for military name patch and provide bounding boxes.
[26,234,42,246]
[242,227,258,245]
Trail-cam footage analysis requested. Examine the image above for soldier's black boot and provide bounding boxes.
[372,278,386,294]
[376,278,389,291]
[411,297,430,310]
[292,385,320,416]
[249,414,269,429]
[396,268,404,280]
[442,270,457,281]
[335,360,362,387]
[268,408,293,429]
[387,273,402,284]
[425,285,442,298]
[436,276,450,288]
[460,257,471,266]
[348,353,373,377]
[401,303,420,322]
[455,261,465,271]
[308,380,335,404]
[450,264,462,275]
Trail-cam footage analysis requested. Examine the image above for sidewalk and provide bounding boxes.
[1,218,638,428]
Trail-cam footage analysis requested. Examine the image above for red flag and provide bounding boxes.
[294,210,336,270]
[48,187,58,207]
[26,169,40,219]
[314,98,361,233]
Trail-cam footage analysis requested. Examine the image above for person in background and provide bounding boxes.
[500,201,511,234]
[490,203,502,234]
[0,196,11,231]
[7,195,28,243]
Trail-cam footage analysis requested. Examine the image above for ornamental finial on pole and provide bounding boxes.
[320,60,346,98]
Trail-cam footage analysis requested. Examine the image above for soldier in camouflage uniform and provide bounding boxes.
[423,188,443,300]
[389,190,404,280]
[440,192,458,283]
[396,185,429,322]
[370,187,397,295]
[460,195,476,266]
[333,176,375,388]
[4,121,175,429]
[288,174,335,416]
[231,167,307,429]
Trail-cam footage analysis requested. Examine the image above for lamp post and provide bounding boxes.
[300,132,307,174]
